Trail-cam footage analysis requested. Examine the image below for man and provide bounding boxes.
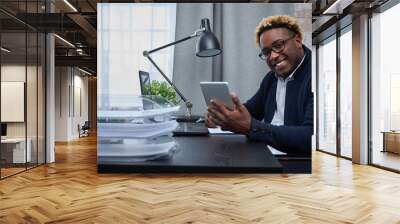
[206,15,313,155]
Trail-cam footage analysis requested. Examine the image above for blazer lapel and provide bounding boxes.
[265,78,277,123]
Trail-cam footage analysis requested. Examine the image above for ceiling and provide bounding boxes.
[0,0,392,75]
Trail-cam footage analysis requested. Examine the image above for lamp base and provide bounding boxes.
[172,114,204,123]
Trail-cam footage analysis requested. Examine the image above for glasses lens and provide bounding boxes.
[272,40,285,53]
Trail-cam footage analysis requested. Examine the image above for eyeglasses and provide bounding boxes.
[258,35,295,60]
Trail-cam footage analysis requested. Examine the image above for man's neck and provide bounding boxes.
[279,48,305,80]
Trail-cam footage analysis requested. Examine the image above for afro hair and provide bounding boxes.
[255,15,304,48]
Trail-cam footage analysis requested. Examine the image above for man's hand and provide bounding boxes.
[205,111,218,128]
[206,93,251,135]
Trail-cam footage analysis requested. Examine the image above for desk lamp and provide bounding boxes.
[143,18,221,122]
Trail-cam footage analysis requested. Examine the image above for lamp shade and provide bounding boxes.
[196,18,221,57]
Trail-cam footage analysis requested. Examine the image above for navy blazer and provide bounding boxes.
[244,46,313,156]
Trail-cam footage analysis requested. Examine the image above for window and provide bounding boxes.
[371,3,400,171]
[0,1,46,179]
[98,3,176,108]
[339,27,352,158]
[317,36,337,154]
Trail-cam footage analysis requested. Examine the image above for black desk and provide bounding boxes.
[98,135,282,173]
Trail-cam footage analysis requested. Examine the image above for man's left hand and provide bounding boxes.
[207,93,251,135]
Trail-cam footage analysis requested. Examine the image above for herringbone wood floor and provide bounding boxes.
[1,135,400,224]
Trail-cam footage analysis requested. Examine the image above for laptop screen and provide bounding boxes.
[139,71,151,95]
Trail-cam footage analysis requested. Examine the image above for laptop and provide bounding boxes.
[173,122,209,136]
[139,71,151,95]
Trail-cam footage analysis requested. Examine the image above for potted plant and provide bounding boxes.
[143,80,180,105]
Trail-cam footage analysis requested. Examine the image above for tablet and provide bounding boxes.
[200,81,233,109]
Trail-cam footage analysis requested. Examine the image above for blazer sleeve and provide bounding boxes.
[247,79,313,156]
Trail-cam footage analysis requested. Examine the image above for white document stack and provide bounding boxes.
[97,96,180,161]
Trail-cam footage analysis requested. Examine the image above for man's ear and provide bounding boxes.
[294,35,302,48]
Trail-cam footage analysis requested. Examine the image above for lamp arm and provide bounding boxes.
[144,27,205,55]
[146,36,191,55]
[144,54,193,113]
[142,28,207,116]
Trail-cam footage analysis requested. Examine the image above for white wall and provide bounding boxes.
[55,67,68,141]
[55,67,89,141]
[1,63,46,164]
[72,73,89,138]
[1,65,26,139]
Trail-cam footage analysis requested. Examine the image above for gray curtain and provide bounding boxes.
[173,3,312,115]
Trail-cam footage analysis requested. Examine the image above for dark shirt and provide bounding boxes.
[244,45,313,156]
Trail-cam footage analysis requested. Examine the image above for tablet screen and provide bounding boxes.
[200,82,233,109]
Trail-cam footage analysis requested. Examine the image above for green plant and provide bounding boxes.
[143,80,180,105]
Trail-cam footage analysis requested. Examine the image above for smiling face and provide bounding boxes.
[259,27,304,77]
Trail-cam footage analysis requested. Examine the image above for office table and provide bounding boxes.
[381,131,400,154]
[1,138,31,164]
[98,135,284,173]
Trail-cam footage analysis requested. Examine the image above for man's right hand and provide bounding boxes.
[205,111,218,128]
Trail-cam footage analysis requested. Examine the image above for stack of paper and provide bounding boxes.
[97,96,181,161]
[98,120,178,138]
[98,137,177,160]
